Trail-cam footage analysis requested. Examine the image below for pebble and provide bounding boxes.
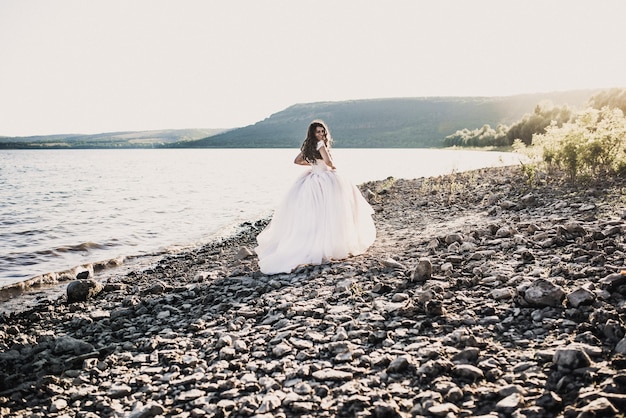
[1,166,625,417]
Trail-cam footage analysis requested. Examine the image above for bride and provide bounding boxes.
[255,120,376,275]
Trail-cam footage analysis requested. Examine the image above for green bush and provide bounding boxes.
[531,107,626,181]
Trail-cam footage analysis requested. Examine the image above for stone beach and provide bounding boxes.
[1,165,626,418]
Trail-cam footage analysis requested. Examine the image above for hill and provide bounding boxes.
[0,90,600,149]
[0,129,226,149]
[177,90,598,148]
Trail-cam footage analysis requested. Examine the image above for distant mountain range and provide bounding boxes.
[0,129,226,149]
[1,90,600,149]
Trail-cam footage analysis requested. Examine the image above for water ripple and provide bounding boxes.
[0,148,520,291]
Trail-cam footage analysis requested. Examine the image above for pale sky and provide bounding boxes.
[1,0,625,137]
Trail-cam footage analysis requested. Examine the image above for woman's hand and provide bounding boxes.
[294,152,310,166]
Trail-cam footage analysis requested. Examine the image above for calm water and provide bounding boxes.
[0,148,521,292]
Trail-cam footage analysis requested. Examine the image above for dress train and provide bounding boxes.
[255,161,376,275]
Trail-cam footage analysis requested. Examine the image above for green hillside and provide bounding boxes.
[0,90,600,149]
[177,90,598,148]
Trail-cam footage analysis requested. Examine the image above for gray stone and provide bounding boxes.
[599,273,626,290]
[382,257,406,270]
[500,200,517,210]
[498,384,527,397]
[216,334,233,348]
[535,391,562,410]
[75,270,90,280]
[577,397,618,416]
[257,394,282,413]
[579,203,596,212]
[178,389,205,401]
[496,392,524,413]
[453,364,484,381]
[127,402,167,418]
[412,258,432,282]
[523,278,565,307]
[67,279,103,302]
[563,221,585,235]
[496,227,512,237]
[272,343,293,357]
[53,336,95,355]
[428,402,460,416]
[567,287,595,308]
[615,337,626,354]
[445,233,464,244]
[236,246,254,260]
[602,225,621,236]
[553,344,592,369]
[107,383,132,398]
[387,355,412,373]
[520,193,537,207]
[49,398,68,413]
[451,347,480,364]
[144,282,167,295]
[312,369,353,381]
[491,287,516,300]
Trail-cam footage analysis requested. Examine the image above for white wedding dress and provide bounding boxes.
[255,147,376,275]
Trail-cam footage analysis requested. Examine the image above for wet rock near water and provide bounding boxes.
[66,279,103,303]
[1,166,625,417]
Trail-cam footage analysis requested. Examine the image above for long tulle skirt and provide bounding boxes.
[255,164,376,275]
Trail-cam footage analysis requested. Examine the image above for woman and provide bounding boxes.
[255,120,376,275]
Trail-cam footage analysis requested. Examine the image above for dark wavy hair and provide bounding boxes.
[300,120,334,163]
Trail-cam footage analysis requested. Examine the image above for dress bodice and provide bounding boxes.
[311,159,331,173]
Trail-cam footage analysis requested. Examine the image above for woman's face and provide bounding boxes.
[315,126,326,141]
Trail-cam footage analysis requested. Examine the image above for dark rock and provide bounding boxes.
[520,193,538,207]
[577,397,618,417]
[66,279,103,302]
[523,278,565,307]
[4,166,626,418]
[567,287,595,308]
[553,344,592,369]
[53,336,95,355]
[599,273,626,290]
[75,270,90,280]
[535,391,563,411]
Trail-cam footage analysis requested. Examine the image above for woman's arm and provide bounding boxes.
[319,145,336,170]
[294,152,310,166]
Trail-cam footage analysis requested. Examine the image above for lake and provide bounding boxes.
[0,148,522,295]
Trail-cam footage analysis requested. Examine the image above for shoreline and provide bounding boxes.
[0,148,522,297]
[2,165,626,417]
[0,221,261,314]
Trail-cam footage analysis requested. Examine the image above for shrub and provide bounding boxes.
[531,107,626,181]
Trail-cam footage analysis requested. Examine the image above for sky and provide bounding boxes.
[1,0,625,137]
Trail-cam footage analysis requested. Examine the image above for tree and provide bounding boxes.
[506,101,573,145]
[588,88,626,115]
[443,123,508,147]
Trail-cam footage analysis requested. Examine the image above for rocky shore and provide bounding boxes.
[1,165,626,418]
